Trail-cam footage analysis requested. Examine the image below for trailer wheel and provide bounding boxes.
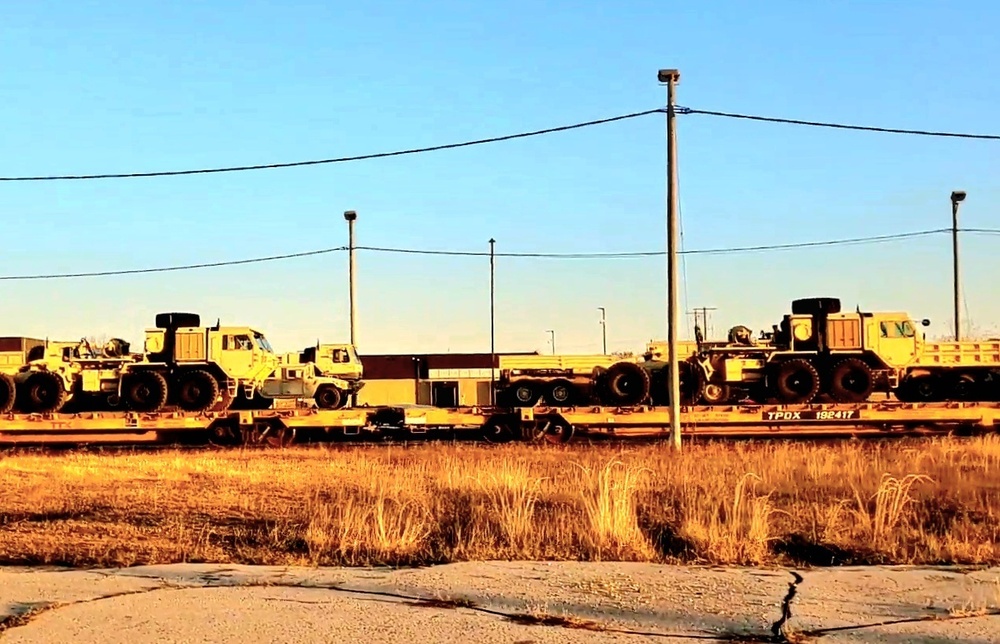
[175,369,221,412]
[123,371,169,412]
[510,381,540,407]
[600,361,651,406]
[827,358,875,403]
[315,385,343,409]
[771,359,820,404]
[545,379,576,406]
[0,373,14,414]
[21,371,67,413]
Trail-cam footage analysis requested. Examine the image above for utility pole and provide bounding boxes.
[950,191,966,341]
[598,307,607,354]
[344,210,358,406]
[489,238,496,406]
[659,67,682,452]
[547,330,555,355]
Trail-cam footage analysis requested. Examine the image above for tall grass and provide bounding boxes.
[0,436,998,567]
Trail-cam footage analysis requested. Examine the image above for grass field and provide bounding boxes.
[1,436,998,568]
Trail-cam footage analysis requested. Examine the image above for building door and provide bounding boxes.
[432,381,458,408]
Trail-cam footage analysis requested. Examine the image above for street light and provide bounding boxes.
[598,307,607,354]
[950,191,966,341]
[344,209,358,407]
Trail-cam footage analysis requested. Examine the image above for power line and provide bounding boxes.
[682,107,1000,140]
[1,228,983,281]
[0,109,664,182]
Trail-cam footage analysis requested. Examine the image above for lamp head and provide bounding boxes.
[951,191,966,204]
[343,210,358,222]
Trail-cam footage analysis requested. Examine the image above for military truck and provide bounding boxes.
[279,342,365,409]
[496,353,658,407]
[11,313,363,415]
[0,337,47,414]
[668,296,1000,405]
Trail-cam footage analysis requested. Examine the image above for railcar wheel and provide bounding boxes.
[827,358,875,403]
[21,371,67,413]
[315,385,343,409]
[123,371,169,413]
[545,379,576,406]
[0,373,15,414]
[527,418,575,444]
[175,369,221,412]
[600,361,651,406]
[771,359,820,404]
[482,416,516,443]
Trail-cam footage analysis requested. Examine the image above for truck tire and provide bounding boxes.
[544,379,576,406]
[123,371,169,413]
[315,385,342,409]
[600,361,650,406]
[0,373,15,414]
[21,371,67,414]
[827,358,875,403]
[771,359,820,404]
[651,360,704,405]
[791,298,842,315]
[701,382,731,405]
[174,370,220,412]
[894,374,940,402]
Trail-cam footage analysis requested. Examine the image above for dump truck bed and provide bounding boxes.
[916,340,1000,367]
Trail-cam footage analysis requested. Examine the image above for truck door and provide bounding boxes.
[222,334,255,377]
[872,318,918,368]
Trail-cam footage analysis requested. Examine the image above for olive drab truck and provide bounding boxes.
[666,296,1000,405]
[265,343,364,409]
[0,337,47,414]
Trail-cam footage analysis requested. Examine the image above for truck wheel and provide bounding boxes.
[827,358,875,403]
[123,371,169,413]
[21,371,67,414]
[702,382,731,405]
[0,373,14,414]
[895,374,940,402]
[315,385,342,409]
[175,370,220,412]
[947,372,980,401]
[600,361,651,406]
[545,379,576,406]
[771,359,820,404]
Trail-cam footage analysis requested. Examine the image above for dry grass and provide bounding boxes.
[1,436,999,568]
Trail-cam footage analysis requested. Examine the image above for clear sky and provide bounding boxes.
[2,0,998,355]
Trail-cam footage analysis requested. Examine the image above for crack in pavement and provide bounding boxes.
[799,608,1000,640]
[770,571,804,642]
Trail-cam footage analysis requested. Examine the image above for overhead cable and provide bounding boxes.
[0,109,664,181]
[0,228,978,281]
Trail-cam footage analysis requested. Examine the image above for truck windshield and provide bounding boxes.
[254,333,274,353]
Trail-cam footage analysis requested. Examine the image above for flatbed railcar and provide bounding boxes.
[1,401,998,447]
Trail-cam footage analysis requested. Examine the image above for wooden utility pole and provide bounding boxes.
[659,67,682,452]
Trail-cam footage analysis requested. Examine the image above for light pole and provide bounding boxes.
[659,67,682,452]
[344,210,358,406]
[598,307,607,354]
[489,238,496,405]
[547,330,555,355]
[950,191,966,341]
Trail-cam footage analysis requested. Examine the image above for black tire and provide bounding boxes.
[827,358,875,403]
[770,359,821,404]
[509,381,540,407]
[544,379,576,406]
[600,361,651,406]
[791,297,842,315]
[174,369,221,412]
[947,372,981,401]
[0,373,14,414]
[123,371,169,413]
[21,371,67,413]
[895,374,941,402]
[315,385,343,409]
[701,382,731,405]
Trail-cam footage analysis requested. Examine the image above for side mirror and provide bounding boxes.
[921,319,931,327]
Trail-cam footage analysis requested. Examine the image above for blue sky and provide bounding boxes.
[1,0,998,355]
